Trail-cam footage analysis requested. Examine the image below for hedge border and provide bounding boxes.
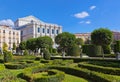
[49,66,120,82]
[4,62,39,69]
[51,57,120,63]
[21,65,65,82]
[78,63,120,75]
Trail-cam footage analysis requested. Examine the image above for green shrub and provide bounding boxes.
[40,59,51,63]
[4,51,13,62]
[82,44,102,57]
[87,61,120,68]
[0,70,26,82]
[26,60,34,63]
[114,40,120,53]
[23,50,29,56]
[49,66,120,82]
[33,70,65,82]
[43,49,51,60]
[78,63,120,75]
[21,65,65,82]
[35,57,41,61]
[102,45,111,54]
[67,44,80,56]
[4,62,39,69]
[52,59,73,66]
[0,64,5,71]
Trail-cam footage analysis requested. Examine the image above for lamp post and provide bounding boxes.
[79,45,82,58]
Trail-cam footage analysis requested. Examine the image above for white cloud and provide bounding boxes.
[85,21,91,24]
[74,11,89,18]
[79,20,91,24]
[90,6,96,10]
[0,19,14,27]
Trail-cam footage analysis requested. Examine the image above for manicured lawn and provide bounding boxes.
[63,74,88,82]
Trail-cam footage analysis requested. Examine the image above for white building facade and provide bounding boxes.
[15,16,62,47]
[0,25,20,51]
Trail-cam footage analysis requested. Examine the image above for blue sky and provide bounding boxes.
[0,0,120,33]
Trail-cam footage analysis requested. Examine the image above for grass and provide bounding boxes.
[63,74,88,82]
[9,69,23,76]
[33,72,48,78]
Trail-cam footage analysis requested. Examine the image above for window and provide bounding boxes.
[38,27,40,33]
[21,31,23,35]
[56,30,59,34]
[13,32,15,35]
[43,28,45,33]
[3,30,5,33]
[52,29,54,34]
[47,29,49,33]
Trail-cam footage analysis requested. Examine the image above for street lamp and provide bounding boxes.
[79,45,82,58]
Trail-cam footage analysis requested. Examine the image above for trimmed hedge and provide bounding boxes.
[52,59,73,66]
[51,57,120,63]
[102,45,111,54]
[78,63,120,75]
[40,59,51,63]
[0,70,26,82]
[114,40,120,53]
[87,61,120,68]
[35,57,41,61]
[4,62,39,69]
[49,66,120,82]
[21,65,65,82]
[0,64,5,71]
[4,51,13,62]
[82,44,102,57]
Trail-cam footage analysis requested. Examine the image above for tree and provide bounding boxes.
[91,28,113,58]
[12,43,16,54]
[26,38,37,54]
[19,41,26,55]
[67,44,80,56]
[75,38,84,46]
[13,43,16,50]
[55,32,76,56]
[91,28,113,46]
[19,41,26,50]
[3,42,8,52]
[37,36,53,51]
[43,49,51,60]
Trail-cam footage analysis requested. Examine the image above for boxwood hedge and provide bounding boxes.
[49,66,120,82]
[78,63,120,75]
[21,65,65,82]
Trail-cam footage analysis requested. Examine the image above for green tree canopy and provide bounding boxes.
[91,28,113,46]
[37,36,53,49]
[13,43,16,50]
[19,41,26,50]
[75,38,84,45]
[3,42,8,51]
[26,38,37,51]
[55,32,76,53]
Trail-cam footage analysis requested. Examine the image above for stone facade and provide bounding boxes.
[0,25,20,51]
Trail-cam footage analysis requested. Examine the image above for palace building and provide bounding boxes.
[15,16,62,41]
[0,25,20,51]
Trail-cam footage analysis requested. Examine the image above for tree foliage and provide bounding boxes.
[37,36,53,49]
[3,42,8,51]
[55,32,76,53]
[13,43,16,50]
[67,44,80,56]
[26,38,37,51]
[91,28,113,46]
[19,41,26,50]
[114,40,120,53]
[75,38,84,45]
